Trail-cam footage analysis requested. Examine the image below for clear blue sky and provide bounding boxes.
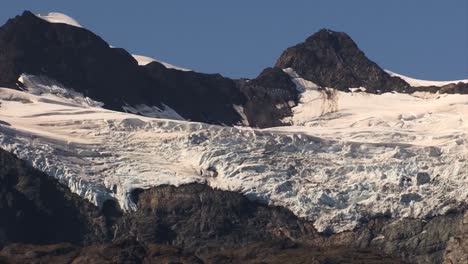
[1,0,467,80]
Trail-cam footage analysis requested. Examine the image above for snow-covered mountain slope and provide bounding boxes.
[1,83,467,233]
[132,54,191,71]
[36,12,82,28]
[386,70,468,87]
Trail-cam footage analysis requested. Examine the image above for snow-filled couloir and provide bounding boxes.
[1,69,468,233]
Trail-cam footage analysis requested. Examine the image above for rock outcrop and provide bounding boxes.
[275,29,410,93]
[141,62,245,124]
[239,67,298,127]
[0,148,109,247]
[410,81,468,94]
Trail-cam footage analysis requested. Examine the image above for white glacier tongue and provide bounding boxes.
[0,84,468,233]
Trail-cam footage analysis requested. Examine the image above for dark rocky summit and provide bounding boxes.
[275,29,468,96]
[275,29,410,93]
[0,148,467,263]
[0,11,154,110]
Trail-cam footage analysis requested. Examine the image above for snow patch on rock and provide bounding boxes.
[386,70,468,87]
[18,74,104,108]
[233,104,249,126]
[282,68,340,125]
[132,54,191,71]
[122,103,184,121]
[36,12,83,28]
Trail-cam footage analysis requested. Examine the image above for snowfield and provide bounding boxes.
[386,70,468,87]
[1,70,468,232]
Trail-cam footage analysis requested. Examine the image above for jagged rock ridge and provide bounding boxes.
[275,29,410,93]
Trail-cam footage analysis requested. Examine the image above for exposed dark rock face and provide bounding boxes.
[416,172,431,185]
[0,242,203,264]
[141,62,245,125]
[1,148,467,263]
[113,184,308,250]
[0,148,109,247]
[0,11,246,126]
[239,67,298,127]
[439,82,468,94]
[0,11,155,110]
[410,82,468,94]
[140,63,300,127]
[443,212,468,263]
[275,29,410,93]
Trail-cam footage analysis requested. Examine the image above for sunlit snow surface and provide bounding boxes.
[386,70,468,87]
[1,78,468,232]
[132,54,191,71]
[36,12,83,28]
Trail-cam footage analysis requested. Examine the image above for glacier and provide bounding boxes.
[1,71,467,232]
[1,13,467,232]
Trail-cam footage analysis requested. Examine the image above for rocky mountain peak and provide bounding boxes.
[275,28,409,93]
[5,10,41,25]
[0,9,147,107]
[305,28,357,48]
